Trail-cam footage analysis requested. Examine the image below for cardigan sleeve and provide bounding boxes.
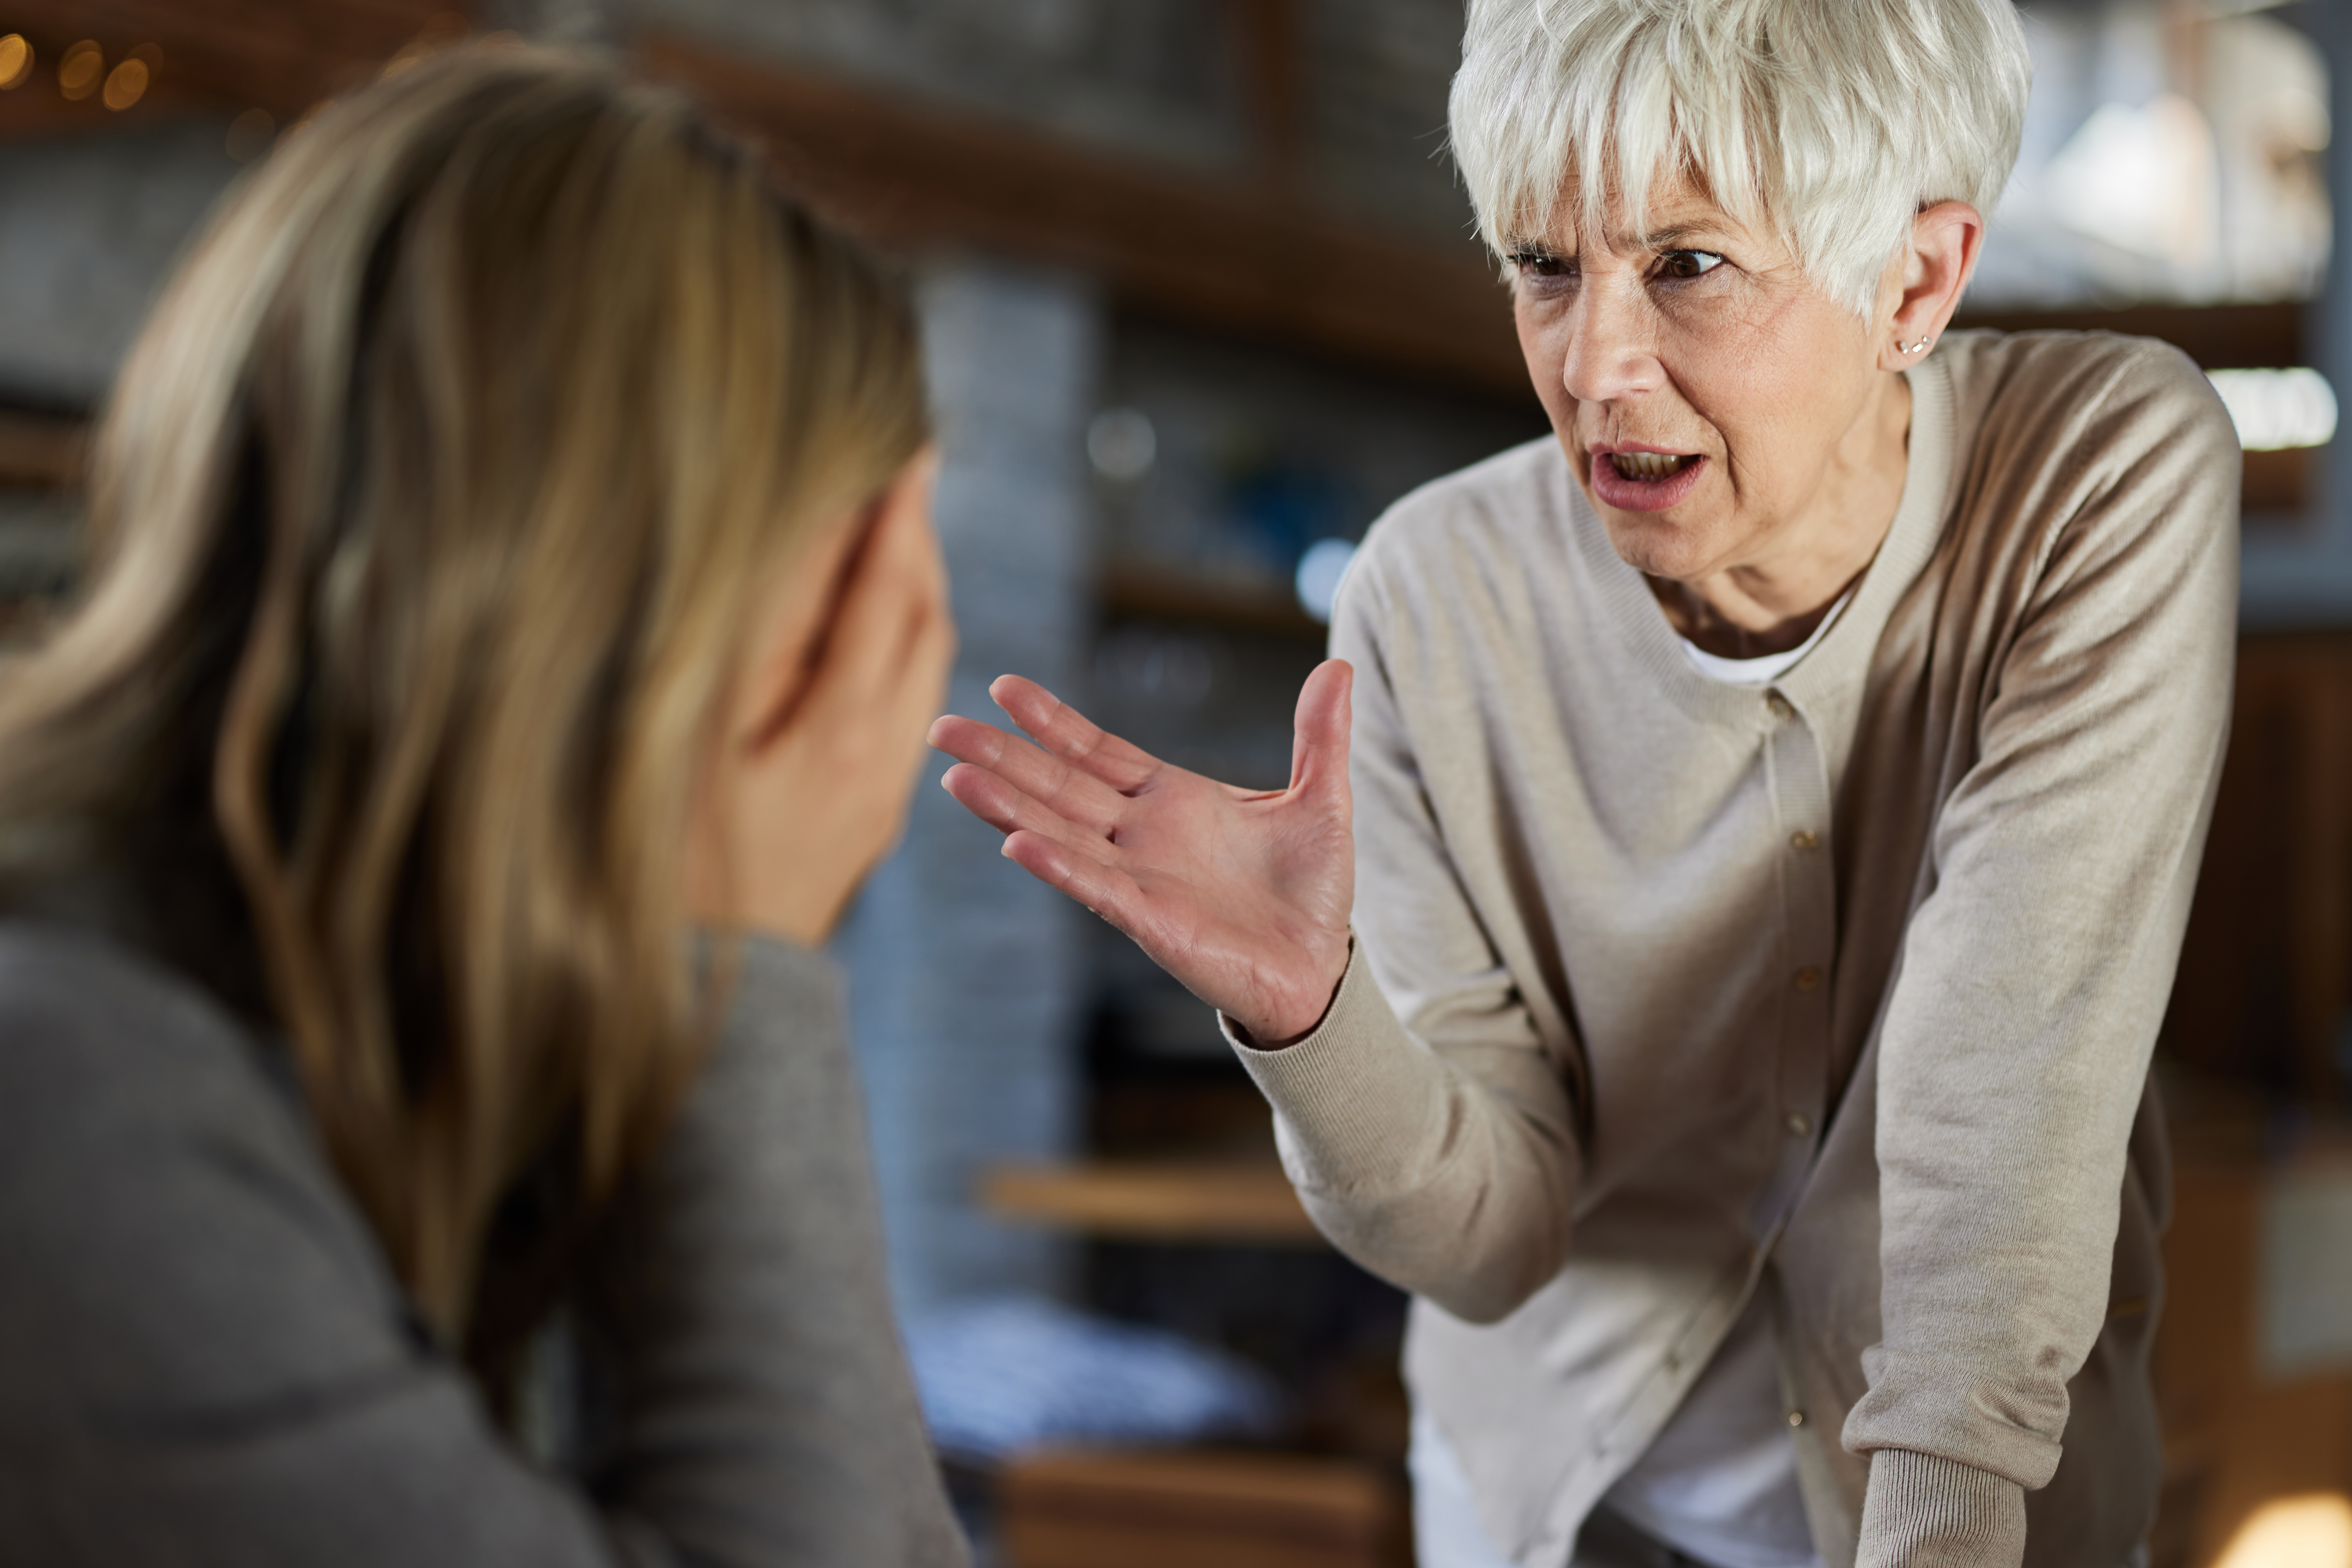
[1841,345,2238,1553]
[0,925,966,1568]
[1219,558,1582,1325]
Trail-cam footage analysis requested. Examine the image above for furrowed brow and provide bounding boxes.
[1637,223,1721,251]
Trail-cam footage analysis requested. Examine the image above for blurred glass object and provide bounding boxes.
[2213,1493,2352,1568]
[57,41,101,103]
[226,109,276,163]
[905,1296,1285,1464]
[0,36,32,92]
[1294,537,1356,624]
[1088,406,1156,481]
[2208,368,2340,450]
[1097,625,1213,707]
[1975,2,2331,307]
[1093,322,1544,602]
[2260,1161,2352,1376]
[1228,458,1351,581]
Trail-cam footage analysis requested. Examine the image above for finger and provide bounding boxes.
[875,449,947,608]
[930,713,1084,793]
[1001,827,1150,934]
[939,761,1101,850]
[990,675,1161,794]
[770,463,945,744]
[940,763,1118,871]
[923,705,1125,833]
[930,713,1118,826]
[1287,658,1354,801]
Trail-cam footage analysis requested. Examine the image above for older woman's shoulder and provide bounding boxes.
[1937,328,2236,460]
[1350,436,1572,583]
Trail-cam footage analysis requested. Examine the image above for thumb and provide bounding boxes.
[1288,659,1353,801]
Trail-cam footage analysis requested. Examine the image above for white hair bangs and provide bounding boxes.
[1448,0,2032,315]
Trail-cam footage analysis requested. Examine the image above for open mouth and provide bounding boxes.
[1608,452,1694,481]
[1588,448,1706,513]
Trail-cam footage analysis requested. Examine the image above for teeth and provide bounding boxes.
[1609,452,1692,481]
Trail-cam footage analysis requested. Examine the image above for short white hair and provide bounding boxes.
[1448,0,2031,315]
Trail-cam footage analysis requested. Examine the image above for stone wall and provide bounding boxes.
[831,260,1099,1314]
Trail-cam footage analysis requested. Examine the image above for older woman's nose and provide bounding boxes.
[1556,289,1665,407]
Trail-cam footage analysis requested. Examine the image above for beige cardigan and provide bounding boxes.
[1226,333,2239,1568]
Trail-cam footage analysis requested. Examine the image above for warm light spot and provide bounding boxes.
[2208,369,2341,452]
[225,107,275,162]
[2216,1494,2352,1568]
[0,35,32,91]
[57,40,101,101]
[101,58,146,111]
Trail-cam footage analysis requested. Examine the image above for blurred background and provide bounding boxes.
[0,2,2346,1565]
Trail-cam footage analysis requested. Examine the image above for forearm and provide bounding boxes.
[1222,942,1576,1322]
[1858,1450,2027,1568]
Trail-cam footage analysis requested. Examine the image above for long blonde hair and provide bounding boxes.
[0,46,927,1341]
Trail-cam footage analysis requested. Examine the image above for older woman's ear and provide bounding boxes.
[1878,201,1986,372]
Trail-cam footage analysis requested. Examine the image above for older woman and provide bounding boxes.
[931,1,2236,1565]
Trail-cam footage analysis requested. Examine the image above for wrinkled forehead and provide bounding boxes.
[1497,164,1779,259]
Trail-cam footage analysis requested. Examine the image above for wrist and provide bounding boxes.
[1858,1448,2026,1568]
[1235,936,1353,1048]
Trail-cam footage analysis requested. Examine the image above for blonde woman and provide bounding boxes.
[0,48,964,1567]
[934,0,2239,1564]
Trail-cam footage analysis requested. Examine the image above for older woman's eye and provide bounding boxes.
[1658,250,1725,280]
[1511,252,1573,280]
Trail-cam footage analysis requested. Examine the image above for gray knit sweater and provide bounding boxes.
[0,921,969,1568]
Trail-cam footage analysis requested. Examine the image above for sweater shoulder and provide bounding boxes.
[1937,328,2238,478]
[0,922,405,1427]
[0,922,302,1157]
[1342,436,1571,613]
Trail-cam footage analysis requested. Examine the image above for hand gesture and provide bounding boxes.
[689,452,954,946]
[927,660,1355,1045]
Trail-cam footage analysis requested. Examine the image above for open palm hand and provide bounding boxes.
[927,660,1356,1045]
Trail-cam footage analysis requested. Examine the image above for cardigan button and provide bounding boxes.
[1790,829,1819,851]
[1786,1111,1812,1138]
[1787,1409,1806,1428]
[1765,691,1794,719]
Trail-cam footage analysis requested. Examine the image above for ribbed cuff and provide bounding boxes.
[1216,938,1451,1197]
[1857,1448,2027,1568]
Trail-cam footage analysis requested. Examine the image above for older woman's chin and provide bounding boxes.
[1589,509,1732,584]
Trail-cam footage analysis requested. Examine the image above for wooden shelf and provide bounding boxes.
[1002,1448,1406,1568]
[981,1159,1324,1246]
[0,411,86,491]
[633,30,1527,398]
[1100,563,1327,640]
[1951,300,2302,371]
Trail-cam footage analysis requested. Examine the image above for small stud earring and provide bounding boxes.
[1901,336,1931,355]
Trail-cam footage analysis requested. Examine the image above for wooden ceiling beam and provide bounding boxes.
[0,0,470,131]
[632,30,1530,399]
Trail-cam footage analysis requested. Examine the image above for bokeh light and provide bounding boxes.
[2216,1494,2352,1568]
[0,35,32,92]
[2207,368,2341,452]
[56,41,101,102]
[101,59,147,112]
